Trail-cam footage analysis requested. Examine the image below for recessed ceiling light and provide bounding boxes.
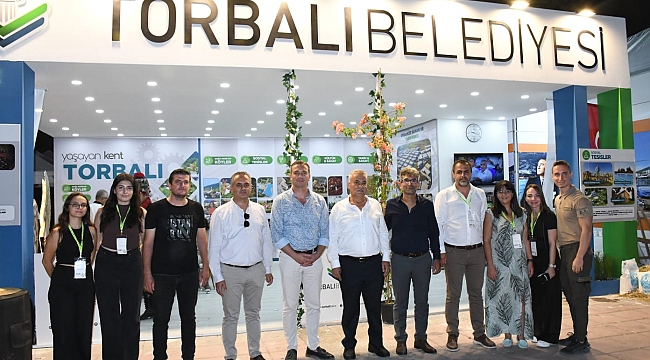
[251,127,257,131]
[207,120,215,124]
[215,98,224,103]
[49,118,57,122]
[521,94,530,99]
[577,9,595,17]
[211,110,220,115]
[470,92,479,96]
[245,134,252,137]
[350,122,357,125]
[96,109,104,114]
[529,108,538,112]
[157,119,165,123]
[277,99,285,104]
[220,83,230,88]
[154,110,163,114]
[35,109,43,113]
[71,80,82,85]
[414,114,422,118]
[117,134,124,137]
[111,127,118,131]
[151,97,160,102]
[368,113,373,117]
[319,112,326,116]
[511,1,529,9]
[334,101,343,105]
[415,89,424,94]
[159,127,166,131]
[323,134,330,137]
[389,102,396,107]
[161,133,167,137]
[266,111,273,115]
[72,133,79,137]
[304,121,312,124]
[439,104,447,108]
[355,87,364,92]
[294,85,300,89]
[486,106,494,110]
[457,115,465,119]
[104,119,111,123]
[257,120,264,124]
[85,97,94,101]
[360,134,367,138]
[204,134,211,137]
[62,127,69,131]
[206,127,212,131]
[498,116,506,120]
[147,81,157,86]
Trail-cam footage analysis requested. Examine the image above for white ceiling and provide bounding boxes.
[30,61,616,139]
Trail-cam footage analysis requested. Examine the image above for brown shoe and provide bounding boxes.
[473,334,496,349]
[446,334,459,352]
[414,339,437,354]
[396,341,407,355]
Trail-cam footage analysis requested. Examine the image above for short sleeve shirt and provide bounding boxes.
[554,185,593,247]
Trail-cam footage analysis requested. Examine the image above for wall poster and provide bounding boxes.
[393,120,439,200]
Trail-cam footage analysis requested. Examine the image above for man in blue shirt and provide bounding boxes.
[271,160,333,360]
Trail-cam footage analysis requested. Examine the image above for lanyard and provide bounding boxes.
[455,189,472,208]
[530,212,540,235]
[501,212,516,230]
[68,224,84,256]
[116,205,131,234]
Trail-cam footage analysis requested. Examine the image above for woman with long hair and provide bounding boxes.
[42,192,97,360]
[483,180,534,349]
[94,173,146,360]
[523,184,562,348]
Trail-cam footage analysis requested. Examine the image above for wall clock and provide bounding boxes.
[466,123,482,142]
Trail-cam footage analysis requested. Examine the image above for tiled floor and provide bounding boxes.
[33,294,650,360]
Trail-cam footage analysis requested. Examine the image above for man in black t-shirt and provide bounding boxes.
[143,168,210,360]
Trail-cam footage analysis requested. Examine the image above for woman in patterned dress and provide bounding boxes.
[483,180,535,349]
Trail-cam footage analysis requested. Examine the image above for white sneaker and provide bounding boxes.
[536,340,551,348]
[532,336,538,343]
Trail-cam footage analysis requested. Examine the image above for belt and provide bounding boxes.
[222,261,261,269]
[340,254,381,262]
[294,247,318,254]
[100,246,140,255]
[444,242,483,250]
[393,250,429,258]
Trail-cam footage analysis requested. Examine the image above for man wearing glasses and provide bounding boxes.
[384,167,441,355]
[271,160,334,360]
[209,171,274,360]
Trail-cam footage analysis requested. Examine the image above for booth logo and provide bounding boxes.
[0,0,48,48]
[582,150,591,160]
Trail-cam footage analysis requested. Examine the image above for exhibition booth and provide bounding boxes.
[1,0,641,347]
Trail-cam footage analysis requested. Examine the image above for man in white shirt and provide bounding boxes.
[89,189,108,222]
[434,160,496,352]
[471,159,493,185]
[329,170,391,360]
[209,171,274,360]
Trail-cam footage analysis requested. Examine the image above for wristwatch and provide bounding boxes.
[548,264,556,268]
[527,259,533,263]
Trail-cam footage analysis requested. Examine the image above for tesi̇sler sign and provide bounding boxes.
[0,0,47,48]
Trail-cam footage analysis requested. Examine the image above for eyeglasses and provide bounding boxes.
[497,189,513,194]
[401,178,419,184]
[69,202,87,209]
[243,212,250,228]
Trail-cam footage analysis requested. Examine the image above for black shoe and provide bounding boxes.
[558,332,575,346]
[250,355,266,360]
[396,341,407,355]
[368,344,390,357]
[284,349,298,360]
[560,339,590,354]
[446,334,459,352]
[306,347,334,359]
[343,348,356,360]
[140,309,154,320]
[414,339,436,354]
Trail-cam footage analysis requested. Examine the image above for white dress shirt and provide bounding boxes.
[327,196,390,268]
[434,184,487,254]
[208,200,274,283]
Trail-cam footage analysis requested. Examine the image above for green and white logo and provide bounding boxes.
[0,1,48,48]
[582,150,591,160]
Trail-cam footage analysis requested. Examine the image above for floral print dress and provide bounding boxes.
[485,210,534,339]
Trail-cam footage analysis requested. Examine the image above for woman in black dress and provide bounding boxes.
[42,192,97,360]
[523,184,562,348]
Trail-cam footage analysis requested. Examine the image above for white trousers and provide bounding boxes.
[279,251,323,351]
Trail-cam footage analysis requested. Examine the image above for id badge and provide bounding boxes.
[74,257,87,279]
[512,234,523,249]
[117,237,128,255]
[530,241,538,256]
[467,210,477,228]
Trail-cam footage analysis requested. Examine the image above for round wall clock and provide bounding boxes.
[466,123,482,142]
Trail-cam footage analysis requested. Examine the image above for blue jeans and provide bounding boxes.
[152,271,198,360]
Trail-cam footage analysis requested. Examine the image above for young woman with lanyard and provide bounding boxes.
[42,192,97,360]
[483,180,535,349]
[523,183,561,348]
[94,173,146,360]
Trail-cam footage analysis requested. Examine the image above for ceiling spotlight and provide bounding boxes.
[245,134,252,137]
[117,134,124,137]
[104,119,111,123]
[72,133,79,137]
[161,133,167,137]
[577,9,595,17]
[159,127,166,131]
[521,94,530,99]
[111,127,118,131]
[251,128,258,131]
[277,99,285,104]
[334,101,343,105]
[319,112,326,116]
[49,119,57,123]
[147,81,157,86]
[266,111,273,115]
[207,120,215,124]
[470,92,479,96]
[206,127,212,131]
[96,109,104,114]
[294,85,300,89]
[511,1,529,9]
[389,102,396,107]
[151,97,160,102]
[35,109,43,113]
[85,97,94,101]
[215,98,225,103]
[439,104,447,108]
[350,122,357,125]
[414,114,422,118]
[323,134,330,137]
[457,115,465,119]
[211,110,220,115]
[355,87,364,92]
[157,119,165,123]
[304,121,312,124]
[360,134,367,138]
[529,108,538,112]
[71,80,82,85]
[204,134,211,137]
[154,110,163,114]
[415,89,424,94]
[486,106,494,110]
[220,83,230,88]
[257,120,264,124]
[498,116,506,120]
[62,127,69,130]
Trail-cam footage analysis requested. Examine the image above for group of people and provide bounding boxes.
[42,158,594,360]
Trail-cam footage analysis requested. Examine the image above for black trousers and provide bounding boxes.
[530,261,562,343]
[559,243,593,342]
[48,265,95,360]
[95,247,143,360]
[152,271,199,360]
[339,254,383,350]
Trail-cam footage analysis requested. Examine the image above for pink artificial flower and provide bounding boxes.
[332,120,339,128]
[351,133,357,139]
[375,164,382,171]
[398,117,406,122]
[335,123,344,134]
[393,102,405,110]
